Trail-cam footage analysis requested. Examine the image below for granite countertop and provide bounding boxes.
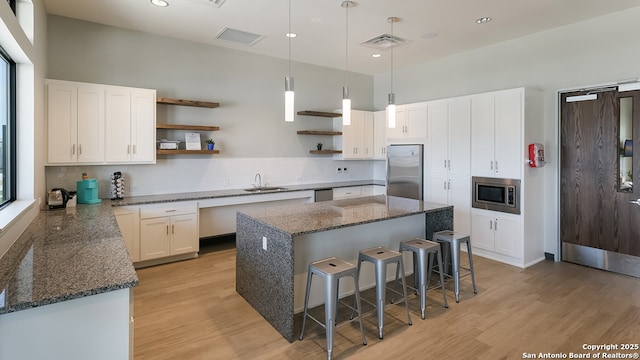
[238,195,451,236]
[0,201,138,315]
[111,180,385,206]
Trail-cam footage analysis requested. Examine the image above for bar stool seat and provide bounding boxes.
[299,257,367,360]
[433,230,478,303]
[355,246,412,339]
[393,238,449,319]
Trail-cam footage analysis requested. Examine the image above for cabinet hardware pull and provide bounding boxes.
[72,144,75,155]
[490,161,493,170]
[447,181,450,190]
[495,219,498,231]
[495,161,499,172]
[443,181,447,189]
[490,220,493,230]
[165,209,177,212]
[172,224,174,234]
[447,160,451,169]
[133,144,136,154]
[127,145,131,154]
[444,160,447,168]
[79,144,82,155]
[166,225,169,235]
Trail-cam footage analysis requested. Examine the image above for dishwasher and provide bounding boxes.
[314,189,333,202]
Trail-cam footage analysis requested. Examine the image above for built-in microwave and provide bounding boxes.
[472,176,521,214]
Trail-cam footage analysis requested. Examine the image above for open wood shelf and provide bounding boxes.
[157,98,220,108]
[297,110,341,118]
[157,124,220,131]
[309,150,342,154]
[297,130,342,136]
[156,149,220,155]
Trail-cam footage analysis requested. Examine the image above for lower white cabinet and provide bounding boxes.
[471,208,522,261]
[429,174,471,235]
[113,206,140,262]
[333,185,385,199]
[139,202,198,261]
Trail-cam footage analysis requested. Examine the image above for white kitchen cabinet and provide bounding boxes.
[139,202,198,262]
[335,110,374,160]
[427,97,471,235]
[386,102,428,140]
[471,208,521,260]
[332,186,363,199]
[105,87,156,164]
[113,206,140,262]
[46,80,105,164]
[373,110,387,160]
[470,88,522,179]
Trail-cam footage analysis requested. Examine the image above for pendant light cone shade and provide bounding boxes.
[342,86,351,125]
[386,17,399,128]
[285,76,294,122]
[284,0,294,122]
[341,1,354,126]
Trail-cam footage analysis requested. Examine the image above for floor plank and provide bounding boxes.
[134,240,640,360]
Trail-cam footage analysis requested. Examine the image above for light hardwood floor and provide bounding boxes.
[134,239,640,360]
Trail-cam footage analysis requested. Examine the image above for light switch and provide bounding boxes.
[262,236,267,250]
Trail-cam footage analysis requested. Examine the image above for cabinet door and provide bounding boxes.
[373,110,387,160]
[76,85,105,163]
[47,82,77,164]
[470,93,496,177]
[428,173,449,205]
[105,88,132,163]
[405,104,428,138]
[130,89,156,163]
[494,214,522,258]
[448,97,471,175]
[449,175,471,235]
[114,208,140,262]
[362,111,374,159]
[171,214,199,255]
[494,89,523,179]
[140,217,171,261]
[471,210,495,251]
[429,100,449,175]
[386,106,406,139]
[342,112,359,159]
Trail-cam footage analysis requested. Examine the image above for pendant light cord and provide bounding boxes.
[288,0,291,76]
[390,18,394,94]
[345,3,349,87]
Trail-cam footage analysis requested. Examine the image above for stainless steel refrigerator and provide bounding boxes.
[386,144,424,200]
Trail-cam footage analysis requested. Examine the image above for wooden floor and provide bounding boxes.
[133,239,640,360]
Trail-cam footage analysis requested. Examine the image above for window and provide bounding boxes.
[0,47,16,209]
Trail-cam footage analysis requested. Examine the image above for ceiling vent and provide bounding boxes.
[187,0,226,7]
[215,27,265,46]
[360,33,411,50]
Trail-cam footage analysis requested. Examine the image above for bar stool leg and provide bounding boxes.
[435,248,449,308]
[466,241,478,294]
[452,238,461,303]
[416,252,427,320]
[299,269,313,341]
[352,272,367,346]
[398,257,413,327]
[374,259,387,339]
[325,275,338,360]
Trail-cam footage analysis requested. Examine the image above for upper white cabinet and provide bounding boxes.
[386,103,428,140]
[470,88,523,179]
[46,79,156,165]
[105,87,156,164]
[334,110,374,160]
[373,110,386,160]
[46,80,105,164]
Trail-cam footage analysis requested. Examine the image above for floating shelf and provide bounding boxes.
[309,150,342,155]
[297,130,342,136]
[156,149,220,155]
[157,124,220,131]
[297,110,341,118]
[157,98,219,108]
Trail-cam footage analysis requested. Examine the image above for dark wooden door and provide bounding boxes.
[560,89,640,257]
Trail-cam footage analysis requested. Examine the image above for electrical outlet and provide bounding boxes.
[262,236,268,250]
[336,167,342,174]
[130,185,138,192]
[343,167,348,173]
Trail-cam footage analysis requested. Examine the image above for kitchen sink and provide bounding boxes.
[244,187,288,193]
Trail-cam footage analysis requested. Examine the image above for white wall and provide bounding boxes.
[373,6,640,258]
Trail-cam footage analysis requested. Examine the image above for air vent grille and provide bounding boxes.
[360,33,411,50]
[215,27,265,46]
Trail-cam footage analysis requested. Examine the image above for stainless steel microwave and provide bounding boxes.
[472,176,521,214]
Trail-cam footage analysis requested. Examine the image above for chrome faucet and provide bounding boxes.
[254,173,262,189]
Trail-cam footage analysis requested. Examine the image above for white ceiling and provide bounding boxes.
[42,0,640,75]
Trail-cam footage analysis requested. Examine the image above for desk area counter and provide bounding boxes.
[236,195,452,342]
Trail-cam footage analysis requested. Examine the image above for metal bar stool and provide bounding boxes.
[299,257,367,360]
[392,238,449,319]
[354,246,412,339]
[433,230,478,303]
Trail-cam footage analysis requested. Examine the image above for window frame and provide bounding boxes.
[0,46,16,210]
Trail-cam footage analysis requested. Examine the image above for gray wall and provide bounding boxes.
[47,15,373,158]
[373,6,640,257]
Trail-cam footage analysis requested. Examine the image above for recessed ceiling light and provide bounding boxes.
[150,0,169,7]
[285,32,297,38]
[372,54,381,58]
[421,32,438,39]
[476,17,491,24]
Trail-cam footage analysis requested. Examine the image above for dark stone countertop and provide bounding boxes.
[111,180,385,206]
[238,195,452,236]
[0,201,138,315]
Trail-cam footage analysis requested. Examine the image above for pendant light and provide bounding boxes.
[386,17,399,128]
[341,1,354,126]
[284,0,295,122]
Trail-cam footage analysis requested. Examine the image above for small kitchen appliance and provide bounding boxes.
[76,179,102,204]
[48,188,70,209]
[110,172,125,200]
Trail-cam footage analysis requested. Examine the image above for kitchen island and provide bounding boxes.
[236,195,452,342]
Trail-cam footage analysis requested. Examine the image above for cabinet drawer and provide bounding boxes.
[139,202,197,219]
[332,186,363,199]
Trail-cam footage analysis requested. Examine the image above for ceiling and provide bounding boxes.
[42,0,640,75]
